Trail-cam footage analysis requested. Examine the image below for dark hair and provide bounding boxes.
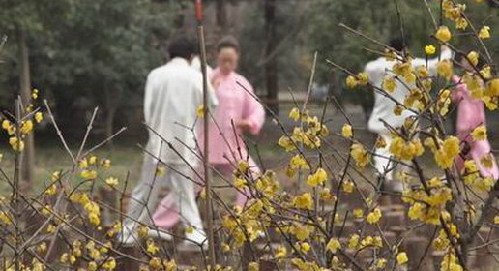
[168,35,196,59]
[217,36,240,53]
[389,37,408,52]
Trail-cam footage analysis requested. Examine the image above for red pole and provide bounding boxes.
[195,0,203,23]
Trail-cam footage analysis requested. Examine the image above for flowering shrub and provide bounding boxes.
[0,0,498,270]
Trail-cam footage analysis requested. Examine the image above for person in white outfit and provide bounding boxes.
[119,36,218,248]
[365,38,452,192]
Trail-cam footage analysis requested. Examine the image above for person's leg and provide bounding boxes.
[124,155,165,229]
[152,193,181,229]
[471,140,499,180]
[168,165,206,244]
[374,134,395,184]
[152,164,206,229]
[119,155,167,244]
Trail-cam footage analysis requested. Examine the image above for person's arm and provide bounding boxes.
[143,74,155,125]
[194,72,218,112]
[207,79,219,111]
[240,77,265,135]
[451,76,465,103]
[412,46,453,76]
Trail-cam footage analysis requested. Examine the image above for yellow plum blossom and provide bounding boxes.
[146,239,160,255]
[479,26,490,40]
[20,120,33,135]
[102,257,116,270]
[366,208,382,224]
[425,45,436,55]
[396,252,408,265]
[350,143,369,168]
[346,75,358,89]
[35,112,44,123]
[435,26,452,42]
[80,170,97,180]
[342,180,355,193]
[471,125,486,141]
[437,60,454,80]
[44,184,57,196]
[294,193,313,210]
[9,137,24,152]
[326,238,341,253]
[0,211,12,225]
[105,177,119,187]
[307,167,328,187]
[288,107,300,121]
[382,76,396,92]
[196,104,204,118]
[467,51,479,66]
[341,123,353,138]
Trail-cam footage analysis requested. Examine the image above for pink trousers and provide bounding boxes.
[455,132,499,180]
[152,159,260,229]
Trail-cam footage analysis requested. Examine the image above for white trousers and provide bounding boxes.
[374,134,395,181]
[124,155,204,232]
[373,134,404,192]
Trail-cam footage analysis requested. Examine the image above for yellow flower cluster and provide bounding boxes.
[0,211,12,225]
[479,26,490,40]
[390,136,424,161]
[346,234,383,250]
[341,123,353,138]
[326,237,341,253]
[71,193,101,226]
[393,61,416,83]
[471,125,486,141]
[294,192,313,210]
[346,72,369,89]
[366,208,382,224]
[254,170,280,197]
[484,78,499,110]
[382,75,397,92]
[442,1,468,30]
[279,113,328,151]
[437,59,454,80]
[440,253,463,271]
[435,89,452,116]
[396,252,408,265]
[1,89,44,152]
[403,178,453,225]
[148,258,177,271]
[285,154,309,177]
[425,45,436,55]
[306,167,328,187]
[425,136,460,169]
[350,143,369,168]
[462,160,495,192]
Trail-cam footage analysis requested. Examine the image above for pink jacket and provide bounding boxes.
[198,69,265,164]
[452,76,499,180]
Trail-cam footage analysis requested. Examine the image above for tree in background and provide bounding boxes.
[0,0,73,185]
[1,0,182,140]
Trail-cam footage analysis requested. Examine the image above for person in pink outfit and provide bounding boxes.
[152,36,266,230]
[452,54,499,180]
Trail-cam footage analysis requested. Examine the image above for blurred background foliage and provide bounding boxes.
[0,0,497,140]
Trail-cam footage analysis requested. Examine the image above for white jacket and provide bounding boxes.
[143,57,218,165]
[366,48,453,134]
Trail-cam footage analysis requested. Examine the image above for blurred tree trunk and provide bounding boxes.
[216,0,228,32]
[103,86,122,144]
[264,0,279,114]
[16,28,35,187]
